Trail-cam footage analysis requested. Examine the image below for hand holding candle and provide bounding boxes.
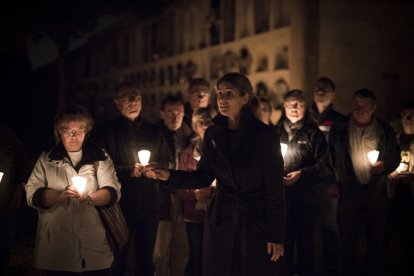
[138,150,151,166]
[71,176,87,195]
[367,150,379,165]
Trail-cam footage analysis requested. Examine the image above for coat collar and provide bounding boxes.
[49,140,106,165]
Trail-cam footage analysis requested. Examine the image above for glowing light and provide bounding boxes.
[280,143,288,159]
[396,162,408,173]
[71,176,87,194]
[0,172,4,182]
[367,150,379,165]
[138,150,151,166]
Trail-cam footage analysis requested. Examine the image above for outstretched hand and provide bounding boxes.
[267,242,284,262]
[142,165,170,181]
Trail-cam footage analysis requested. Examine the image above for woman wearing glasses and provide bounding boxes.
[145,72,286,276]
[25,104,121,275]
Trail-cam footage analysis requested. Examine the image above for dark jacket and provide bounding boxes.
[329,116,400,193]
[166,110,286,276]
[310,103,346,141]
[276,119,332,204]
[92,115,171,219]
[157,121,192,220]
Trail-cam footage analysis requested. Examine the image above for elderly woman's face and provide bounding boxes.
[59,120,87,152]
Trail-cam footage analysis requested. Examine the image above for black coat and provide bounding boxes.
[276,120,332,204]
[92,115,171,219]
[167,110,286,276]
[329,116,400,193]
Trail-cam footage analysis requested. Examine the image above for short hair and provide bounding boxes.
[353,88,376,103]
[53,104,94,141]
[192,107,216,128]
[188,78,210,91]
[316,77,336,91]
[114,82,141,99]
[284,89,306,102]
[160,95,184,111]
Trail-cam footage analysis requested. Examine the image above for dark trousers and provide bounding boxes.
[0,214,15,276]
[285,199,315,276]
[186,222,204,276]
[319,190,339,274]
[338,189,386,276]
[115,212,159,276]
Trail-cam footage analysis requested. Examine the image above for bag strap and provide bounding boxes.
[94,161,99,175]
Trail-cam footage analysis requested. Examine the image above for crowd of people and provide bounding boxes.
[0,72,413,276]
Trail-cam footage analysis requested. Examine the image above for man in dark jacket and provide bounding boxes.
[329,89,400,276]
[276,90,332,276]
[154,95,192,276]
[310,77,345,276]
[183,78,211,128]
[92,82,171,276]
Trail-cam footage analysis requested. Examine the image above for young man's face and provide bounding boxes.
[314,85,335,106]
[160,102,185,131]
[284,97,306,123]
[115,92,142,121]
[401,108,414,134]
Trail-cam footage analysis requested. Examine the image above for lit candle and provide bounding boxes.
[280,143,288,159]
[367,150,379,165]
[71,176,87,195]
[0,172,4,182]
[138,150,151,166]
[396,162,408,173]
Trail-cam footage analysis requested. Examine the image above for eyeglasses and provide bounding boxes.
[60,129,87,137]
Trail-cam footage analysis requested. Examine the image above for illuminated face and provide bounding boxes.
[216,81,249,119]
[313,85,335,105]
[193,114,213,139]
[351,96,376,125]
[401,108,414,134]
[115,93,142,121]
[59,121,87,152]
[283,97,306,123]
[188,85,210,112]
[160,101,185,131]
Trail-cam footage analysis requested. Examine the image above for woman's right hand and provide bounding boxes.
[143,165,170,181]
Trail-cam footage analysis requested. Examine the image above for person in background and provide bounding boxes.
[154,95,192,276]
[329,89,400,276]
[275,90,331,276]
[176,107,216,276]
[0,123,29,276]
[310,77,345,276]
[258,97,275,127]
[184,78,211,128]
[25,104,121,275]
[92,82,171,276]
[386,101,414,275]
[144,72,286,276]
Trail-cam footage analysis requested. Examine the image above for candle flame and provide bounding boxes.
[138,150,151,166]
[280,143,288,159]
[367,150,379,165]
[71,176,87,194]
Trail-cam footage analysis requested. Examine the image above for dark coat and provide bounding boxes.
[276,120,332,204]
[329,116,401,193]
[92,115,171,219]
[167,110,286,276]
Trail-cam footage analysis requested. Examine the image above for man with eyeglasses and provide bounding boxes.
[184,78,212,128]
[154,95,192,276]
[310,77,345,276]
[92,82,171,276]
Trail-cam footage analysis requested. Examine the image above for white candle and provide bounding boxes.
[280,143,288,159]
[138,150,151,166]
[0,172,4,182]
[71,176,87,194]
[367,150,379,165]
[396,162,408,173]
